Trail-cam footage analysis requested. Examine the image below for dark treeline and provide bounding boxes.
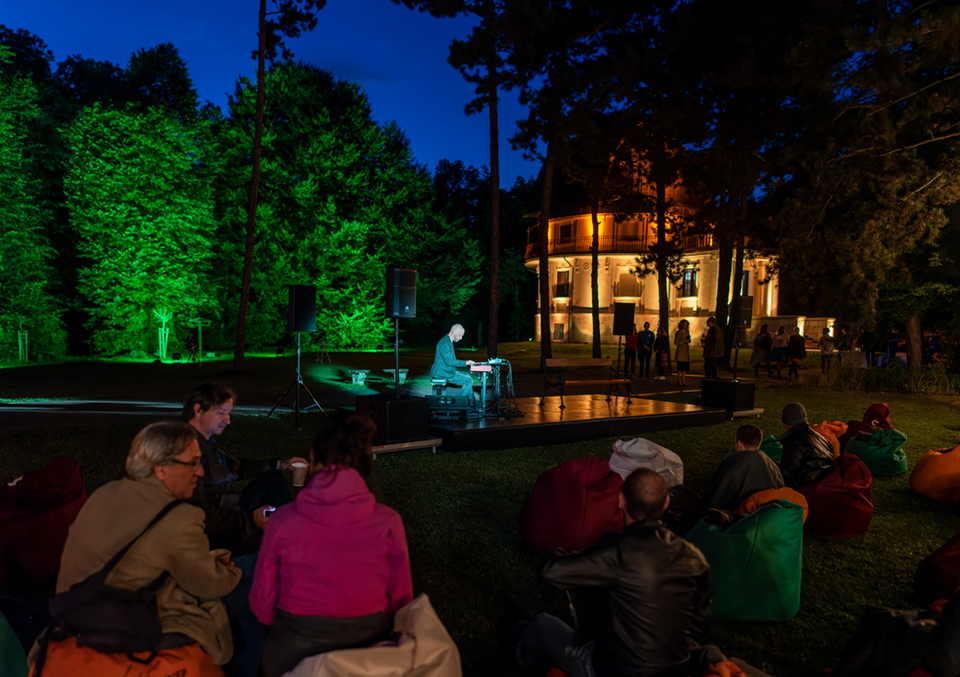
[0,26,537,359]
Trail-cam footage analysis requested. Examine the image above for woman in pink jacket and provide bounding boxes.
[250,416,413,677]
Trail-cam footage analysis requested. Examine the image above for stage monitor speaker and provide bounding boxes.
[612,302,635,336]
[738,296,754,328]
[700,380,756,412]
[386,267,417,319]
[287,284,316,332]
[355,394,428,445]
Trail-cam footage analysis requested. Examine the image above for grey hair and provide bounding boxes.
[126,421,198,479]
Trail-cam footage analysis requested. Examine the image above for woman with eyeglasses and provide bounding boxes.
[42,421,241,672]
[250,416,413,677]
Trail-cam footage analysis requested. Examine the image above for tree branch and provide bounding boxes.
[900,171,944,202]
[879,130,960,156]
[868,71,960,116]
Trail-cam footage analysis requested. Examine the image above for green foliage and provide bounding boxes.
[63,103,218,355]
[0,66,65,360]
[217,63,482,350]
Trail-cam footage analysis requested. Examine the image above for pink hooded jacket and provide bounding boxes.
[250,466,413,625]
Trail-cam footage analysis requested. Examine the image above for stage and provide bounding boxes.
[427,394,727,450]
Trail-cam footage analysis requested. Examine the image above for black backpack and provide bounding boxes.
[35,499,185,674]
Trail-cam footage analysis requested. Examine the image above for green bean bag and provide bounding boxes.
[845,428,908,477]
[760,436,783,463]
[687,499,803,621]
[0,610,27,677]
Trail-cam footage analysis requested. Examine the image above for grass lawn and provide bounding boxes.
[2,350,959,675]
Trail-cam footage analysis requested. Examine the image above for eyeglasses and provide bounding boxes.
[167,458,203,470]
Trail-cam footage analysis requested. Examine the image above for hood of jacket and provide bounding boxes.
[293,465,375,526]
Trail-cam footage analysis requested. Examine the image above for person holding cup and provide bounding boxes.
[250,416,413,677]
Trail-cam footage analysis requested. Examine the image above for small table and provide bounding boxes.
[349,369,371,385]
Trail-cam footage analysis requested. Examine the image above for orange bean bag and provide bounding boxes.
[909,446,960,503]
[811,421,847,458]
[546,662,747,677]
[736,487,809,523]
[30,637,223,677]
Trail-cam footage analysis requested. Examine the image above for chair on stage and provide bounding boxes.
[431,378,448,396]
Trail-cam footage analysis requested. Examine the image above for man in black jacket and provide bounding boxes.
[183,382,306,553]
[778,402,835,489]
[516,468,713,677]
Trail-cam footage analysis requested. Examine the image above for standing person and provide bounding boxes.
[654,326,671,380]
[787,327,806,380]
[772,326,789,377]
[887,328,900,366]
[624,324,639,377]
[431,324,478,406]
[513,468,712,677]
[750,324,774,377]
[703,317,724,380]
[250,416,413,677]
[675,319,691,387]
[639,322,655,379]
[818,328,835,373]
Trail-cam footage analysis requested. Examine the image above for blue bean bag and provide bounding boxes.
[687,499,804,621]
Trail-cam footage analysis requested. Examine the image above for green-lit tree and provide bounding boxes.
[63,103,218,355]
[218,63,481,350]
[0,45,65,360]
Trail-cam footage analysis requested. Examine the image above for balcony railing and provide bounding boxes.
[524,233,715,261]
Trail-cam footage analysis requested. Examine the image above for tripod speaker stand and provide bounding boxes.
[268,331,326,426]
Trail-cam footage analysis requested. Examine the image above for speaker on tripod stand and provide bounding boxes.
[268,284,326,426]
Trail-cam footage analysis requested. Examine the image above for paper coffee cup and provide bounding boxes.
[291,462,309,487]
[210,548,232,565]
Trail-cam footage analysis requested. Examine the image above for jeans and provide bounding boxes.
[517,614,597,677]
[445,371,477,403]
[222,552,264,677]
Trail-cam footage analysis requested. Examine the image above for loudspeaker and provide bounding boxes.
[355,394,428,444]
[386,267,417,319]
[287,285,316,332]
[738,295,754,328]
[426,395,470,421]
[700,380,756,412]
[612,302,635,336]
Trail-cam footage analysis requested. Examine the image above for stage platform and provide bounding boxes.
[427,394,727,450]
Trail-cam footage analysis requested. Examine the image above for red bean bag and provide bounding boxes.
[0,458,87,594]
[520,457,623,554]
[910,446,960,503]
[838,402,894,450]
[914,530,960,607]
[797,453,873,537]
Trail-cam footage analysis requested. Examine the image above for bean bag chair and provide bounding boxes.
[521,457,623,554]
[285,594,460,677]
[811,421,847,459]
[837,402,894,449]
[0,610,27,677]
[29,637,223,677]
[686,500,804,621]
[914,531,960,608]
[759,436,783,464]
[0,458,87,595]
[736,487,809,523]
[910,446,960,503]
[846,428,908,477]
[610,438,683,487]
[797,453,874,537]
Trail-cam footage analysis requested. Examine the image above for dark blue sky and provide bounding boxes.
[6,0,541,186]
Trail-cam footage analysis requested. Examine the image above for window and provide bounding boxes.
[557,221,572,241]
[553,323,565,340]
[741,270,750,297]
[680,269,698,298]
[555,269,570,298]
[616,266,641,297]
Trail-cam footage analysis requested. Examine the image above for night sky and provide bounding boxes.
[5,0,541,186]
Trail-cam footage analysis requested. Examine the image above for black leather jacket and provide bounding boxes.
[779,422,835,488]
[540,519,712,677]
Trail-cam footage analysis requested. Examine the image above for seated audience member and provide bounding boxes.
[698,425,784,512]
[44,421,241,667]
[515,468,712,677]
[778,402,835,489]
[250,416,413,677]
[183,382,306,554]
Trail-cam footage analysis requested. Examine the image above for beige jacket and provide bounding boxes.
[57,475,241,665]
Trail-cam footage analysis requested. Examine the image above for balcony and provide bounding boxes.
[524,233,715,262]
[553,283,570,298]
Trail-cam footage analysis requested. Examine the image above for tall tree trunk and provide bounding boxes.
[538,138,556,359]
[714,206,733,362]
[591,193,601,358]
[487,68,500,359]
[727,235,746,368]
[655,169,669,335]
[234,0,267,372]
[905,312,922,388]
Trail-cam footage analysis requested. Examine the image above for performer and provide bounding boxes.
[431,324,478,406]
